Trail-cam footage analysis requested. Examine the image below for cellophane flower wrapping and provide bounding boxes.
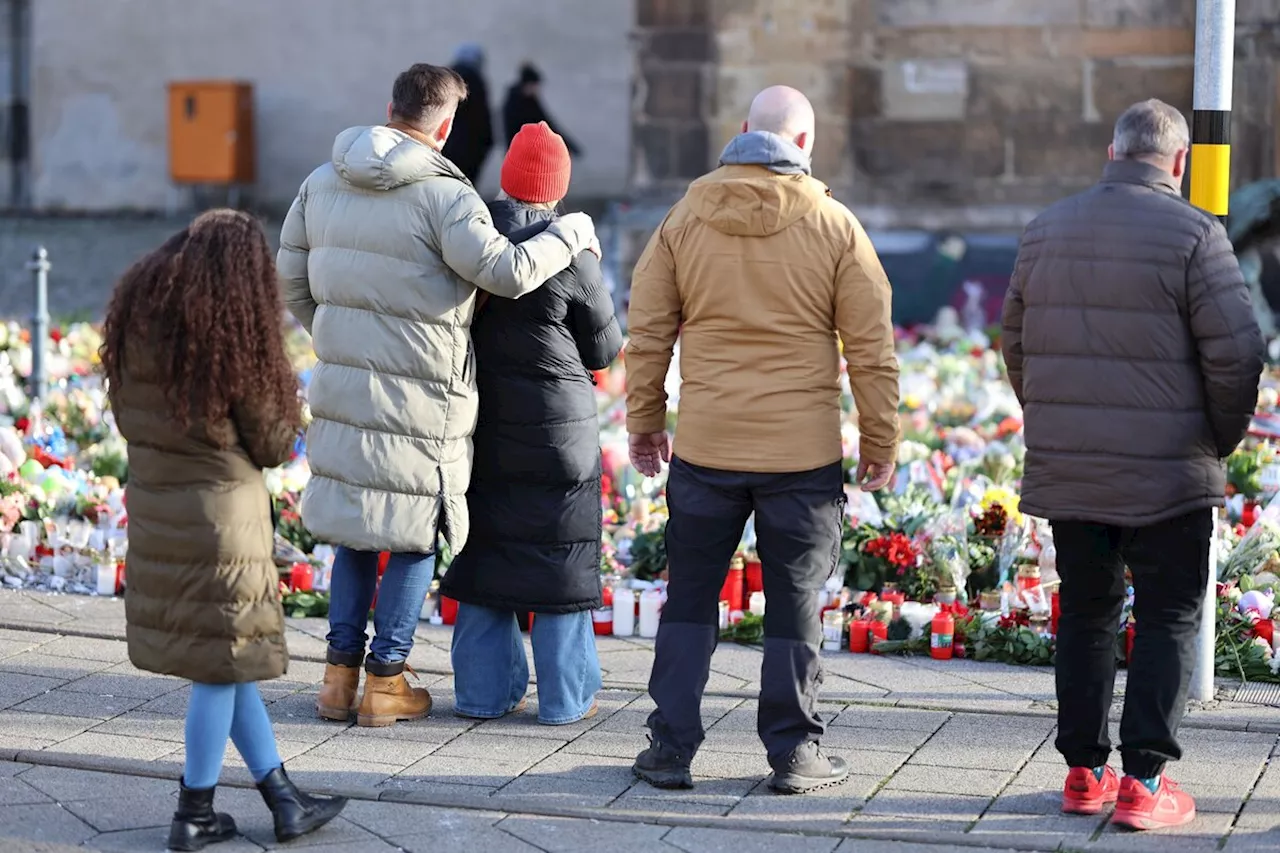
[1222,490,1280,580]
[923,510,970,599]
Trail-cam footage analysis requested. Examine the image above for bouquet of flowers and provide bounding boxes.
[862,531,925,596]
[274,491,317,556]
[922,510,970,598]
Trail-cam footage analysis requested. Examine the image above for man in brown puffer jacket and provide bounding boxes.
[1001,98,1264,829]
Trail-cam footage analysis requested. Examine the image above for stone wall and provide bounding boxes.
[22,0,634,213]
[630,0,1280,229]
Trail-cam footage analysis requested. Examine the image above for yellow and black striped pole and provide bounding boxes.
[1188,0,1235,705]
[1189,0,1235,221]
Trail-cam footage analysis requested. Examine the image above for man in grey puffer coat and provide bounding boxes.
[1001,99,1264,827]
[278,63,600,728]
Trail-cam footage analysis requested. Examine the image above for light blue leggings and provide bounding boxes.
[184,682,282,790]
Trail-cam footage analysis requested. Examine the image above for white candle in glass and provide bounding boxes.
[638,589,662,638]
[612,587,636,636]
[94,563,115,596]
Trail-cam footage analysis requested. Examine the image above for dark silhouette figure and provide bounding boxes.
[441,43,494,185]
[502,63,581,156]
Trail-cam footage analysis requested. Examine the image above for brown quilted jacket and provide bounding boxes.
[1002,159,1265,527]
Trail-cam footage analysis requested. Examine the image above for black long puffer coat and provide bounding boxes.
[441,198,623,612]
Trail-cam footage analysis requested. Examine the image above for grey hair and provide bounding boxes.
[1112,99,1190,159]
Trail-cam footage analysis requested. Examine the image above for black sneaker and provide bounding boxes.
[769,742,850,794]
[632,736,694,789]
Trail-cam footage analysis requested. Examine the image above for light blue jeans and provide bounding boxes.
[451,603,602,725]
[326,548,436,666]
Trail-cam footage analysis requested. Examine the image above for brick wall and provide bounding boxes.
[631,0,1280,228]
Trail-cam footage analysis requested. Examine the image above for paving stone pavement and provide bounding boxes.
[1,590,1279,851]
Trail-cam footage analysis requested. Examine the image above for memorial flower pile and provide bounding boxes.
[5,312,1280,685]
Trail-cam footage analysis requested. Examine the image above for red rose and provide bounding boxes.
[14,417,28,433]
[49,328,62,344]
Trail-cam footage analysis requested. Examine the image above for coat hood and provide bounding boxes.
[685,132,822,238]
[331,125,465,191]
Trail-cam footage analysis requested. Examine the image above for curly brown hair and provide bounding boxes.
[100,209,301,440]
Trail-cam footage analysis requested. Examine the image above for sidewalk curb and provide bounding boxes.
[4,617,1277,734]
[4,748,1062,853]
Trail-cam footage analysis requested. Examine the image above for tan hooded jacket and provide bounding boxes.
[626,132,901,473]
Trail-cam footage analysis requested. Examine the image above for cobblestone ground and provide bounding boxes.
[0,589,1278,852]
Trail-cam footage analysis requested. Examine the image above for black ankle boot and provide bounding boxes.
[167,782,237,852]
[255,766,348,842]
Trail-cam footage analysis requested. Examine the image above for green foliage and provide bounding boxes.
[282,590,330,618]
[1227,445,1272,499]
[629,526,668,581]
[959,614,1053,666]
[870,636,929,656]
[720,612,763,645]
[89,447,128,483]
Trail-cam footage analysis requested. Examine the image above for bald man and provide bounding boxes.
[625,86,900,794]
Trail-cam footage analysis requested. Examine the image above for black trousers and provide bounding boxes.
[1051,509,1212,778]
[646,456,845,766]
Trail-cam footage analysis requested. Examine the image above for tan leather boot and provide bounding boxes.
[356,662,431,727]
[316,664,360,722]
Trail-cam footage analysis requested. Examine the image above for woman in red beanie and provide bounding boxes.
[441,122,621,724]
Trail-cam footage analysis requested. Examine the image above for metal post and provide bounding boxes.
[27,245,48,402]
[1190,507,1219,702]
[1187,0,1235,703]
[1189,0,1235,220]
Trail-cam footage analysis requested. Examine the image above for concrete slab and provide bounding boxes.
[339,799,505,841]
[281,753,403,791]
[13,688,147,721]
[664,826,840,853]
[390,826,545,853]
[395,754,530,788]
[0,710,98,743]
[18,764,175,801]
[0,803,98,846]
[0,673,69,711]
[50,732,178,762]
[860,790,992,821]
[881,764,1014,797]
[0,775,53,806]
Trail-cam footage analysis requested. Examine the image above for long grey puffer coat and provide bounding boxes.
[1002,158,1265,527]
[278,124,596,555]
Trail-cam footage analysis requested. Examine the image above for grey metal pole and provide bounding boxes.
[27,245,49,403]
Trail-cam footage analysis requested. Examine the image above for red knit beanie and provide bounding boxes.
[501,122,571,204]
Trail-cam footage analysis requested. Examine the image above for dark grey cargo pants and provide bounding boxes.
[646,456,846,766]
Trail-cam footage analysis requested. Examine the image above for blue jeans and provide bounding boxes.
[326,548,435,666]
[452,603,602,725]
[184,682,281,789]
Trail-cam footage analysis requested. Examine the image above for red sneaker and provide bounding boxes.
[1062,765,1120,815]
[1111,775,1196,830]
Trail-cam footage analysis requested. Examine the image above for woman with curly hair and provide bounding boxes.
[101,209,346,851]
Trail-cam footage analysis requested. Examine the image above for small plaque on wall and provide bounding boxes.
[882,59,969,121]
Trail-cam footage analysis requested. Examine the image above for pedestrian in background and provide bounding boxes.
[503,62,582,156]
[442,42,494,185]
[101,210,346,851]
[279,63,599,729]
[1002,98,1265,830]
[442,121,622,725]
[625,85,901,794]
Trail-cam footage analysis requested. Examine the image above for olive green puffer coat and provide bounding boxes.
[113,347,299,684]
